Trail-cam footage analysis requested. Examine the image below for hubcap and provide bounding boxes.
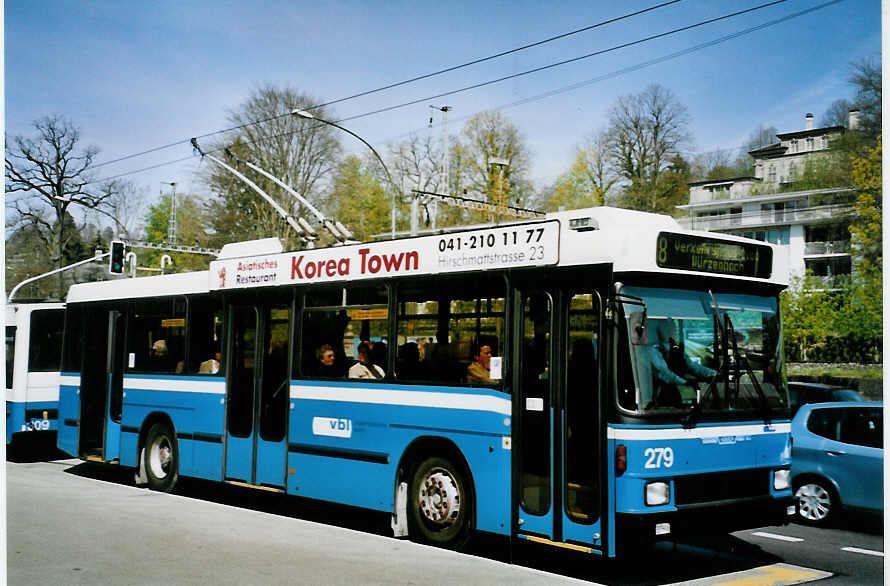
[149,435,172,479]
[418,468,461,526]
[796,483,831,521]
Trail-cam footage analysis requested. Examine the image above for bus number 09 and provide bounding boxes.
[644,447,674,469]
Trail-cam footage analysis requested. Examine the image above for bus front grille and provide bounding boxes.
[674,468,770,506]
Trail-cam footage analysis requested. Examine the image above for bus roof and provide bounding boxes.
[65,206,787,303]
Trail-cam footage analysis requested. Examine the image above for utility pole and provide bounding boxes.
[429,105,451,230]
[162,182,177,244]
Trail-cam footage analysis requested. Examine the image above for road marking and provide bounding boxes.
[667,563,831,585]
[841,546,884,557]
[750,531,805,542]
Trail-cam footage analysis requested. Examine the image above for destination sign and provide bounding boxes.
[656,232,772,278]
[209,220,560,291]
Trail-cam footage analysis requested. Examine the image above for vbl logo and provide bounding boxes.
[312,416,352,438]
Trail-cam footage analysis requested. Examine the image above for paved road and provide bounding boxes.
[6,446,884,585]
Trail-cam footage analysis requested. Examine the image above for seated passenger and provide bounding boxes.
[466,343,494,384]
[315,344,340,377]
[348,341,384,379]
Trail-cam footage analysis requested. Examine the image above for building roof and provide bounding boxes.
[775,126,844,140]
[748,142,787,158]
[687,176,758,188]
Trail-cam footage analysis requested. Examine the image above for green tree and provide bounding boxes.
[142,193,212,272]
[327,156,391,241]
[849,137,882,272]
[543,132,616,211]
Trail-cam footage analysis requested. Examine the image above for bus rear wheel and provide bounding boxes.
[408,455,473,549]
[144,423,179,492]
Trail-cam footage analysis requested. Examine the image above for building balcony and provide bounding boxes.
[678,203,856,232]
[804,240,851,255]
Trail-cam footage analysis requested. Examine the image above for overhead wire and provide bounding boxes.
[90,0,834,186]
[85,0,686,171]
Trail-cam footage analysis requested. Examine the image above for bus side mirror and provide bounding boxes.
[629,311,648,345]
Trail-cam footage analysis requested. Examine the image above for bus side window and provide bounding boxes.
[300,286,389,379]
[128,297,187,375]
[395,275,505,388]
[188,296,223,375]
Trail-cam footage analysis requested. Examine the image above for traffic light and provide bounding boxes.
[109,241,126,274]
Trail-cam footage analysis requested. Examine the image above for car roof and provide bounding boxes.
[795,401,882,414]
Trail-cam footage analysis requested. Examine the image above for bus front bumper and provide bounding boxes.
[616,495,795,545]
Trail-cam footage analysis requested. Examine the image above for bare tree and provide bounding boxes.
[849,57,881,138]
[459,111,534,209]
[5,115,112,294]
[820,98,855,128]
[605,84,692,212]
[202,85,342,248]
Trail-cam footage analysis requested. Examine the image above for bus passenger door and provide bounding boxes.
[516,287,603,553]
[516,290,555,539]
[224,303,291,489]
[103,310,126,461]
[78,307,124,462]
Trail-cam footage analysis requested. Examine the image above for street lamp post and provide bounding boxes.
[292,109,400,240]
[489,157,510,225]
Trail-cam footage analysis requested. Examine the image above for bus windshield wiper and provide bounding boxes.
[685,312,772,428]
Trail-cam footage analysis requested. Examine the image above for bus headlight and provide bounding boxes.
[645,481,670,506]
[773,469,790,491]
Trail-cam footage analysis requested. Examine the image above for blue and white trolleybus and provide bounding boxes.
[57,206,794,555]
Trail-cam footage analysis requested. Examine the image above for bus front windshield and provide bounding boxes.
[619,286,787,417]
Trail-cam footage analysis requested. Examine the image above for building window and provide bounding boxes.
[791,139,798,153]
[806,138,814,151]
[767,165,776,182]
[730,207,742,225]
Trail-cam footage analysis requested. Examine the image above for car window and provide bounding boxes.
[838,407,882,449]
[806,408,842,441]
[832,389,863,402]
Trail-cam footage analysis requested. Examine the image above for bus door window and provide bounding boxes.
[565,292,600,523]
[259,305,290,443]
[28,309,64,372]
[300,286,388,379]
[127,297,187,375]
[6,326,15,389]
[395,276,505,386]
[228,306,258,438]
[520,291,552,515]
[188,297,224,375]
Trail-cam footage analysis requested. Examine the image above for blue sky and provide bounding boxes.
[5,0,881,209]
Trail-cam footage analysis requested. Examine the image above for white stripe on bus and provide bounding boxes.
[290,384,512,416]
[122,377,226,395]
[607,422,790,441]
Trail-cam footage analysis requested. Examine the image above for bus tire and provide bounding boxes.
[408,455,473,549]
[143,423,179,493]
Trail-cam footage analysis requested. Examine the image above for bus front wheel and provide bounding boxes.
[408,455,473,549]
[143,423,179,492]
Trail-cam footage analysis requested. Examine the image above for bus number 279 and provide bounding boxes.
[644,447,674,469]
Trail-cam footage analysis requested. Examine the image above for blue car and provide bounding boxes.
[791,402,883,526]
[788,381,865,414]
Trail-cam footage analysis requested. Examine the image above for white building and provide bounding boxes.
[677,112,860,289]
